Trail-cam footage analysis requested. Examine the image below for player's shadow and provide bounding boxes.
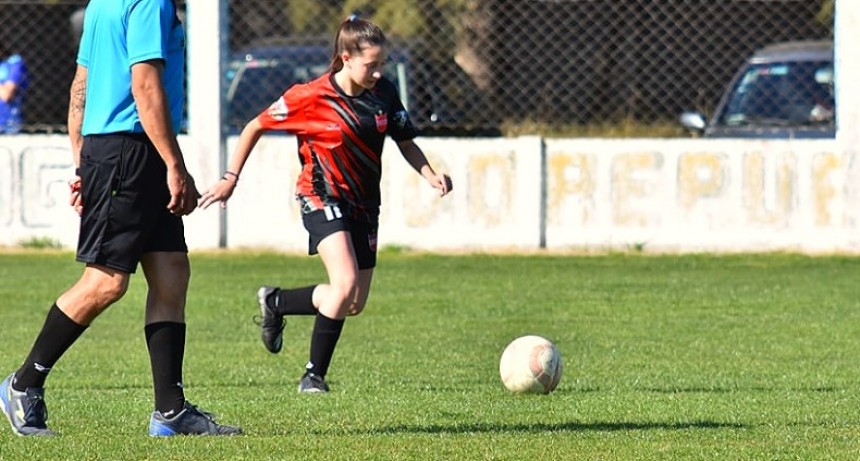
[361,420,745,435]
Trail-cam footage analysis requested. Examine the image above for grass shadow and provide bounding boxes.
[640,386,842,394]
[350,420,745,436]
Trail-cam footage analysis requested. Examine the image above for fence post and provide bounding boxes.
[185,0,229,247]
[836,0,859,147]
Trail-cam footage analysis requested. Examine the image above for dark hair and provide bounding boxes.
[329,15,386,72]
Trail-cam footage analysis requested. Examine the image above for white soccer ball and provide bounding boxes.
[499,335,563,394]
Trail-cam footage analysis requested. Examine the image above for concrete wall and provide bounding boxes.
[544,139,855,252]
[0,135,221,250]
[2,134,856,253]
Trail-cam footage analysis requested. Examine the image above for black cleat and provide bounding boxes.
[255,286,285,353]
[297,373,329,394]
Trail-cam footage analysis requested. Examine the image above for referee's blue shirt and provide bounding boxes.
[77,0,185,135]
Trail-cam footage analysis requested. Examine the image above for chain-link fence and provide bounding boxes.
[1,0,86,134]
[1,0,833,136]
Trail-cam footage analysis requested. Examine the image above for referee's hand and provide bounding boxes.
[69,176,83,216]
[167,169,200,216]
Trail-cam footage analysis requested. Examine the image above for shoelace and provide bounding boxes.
[23,392,49,426]
[252,314,285,330]
[185,402,217,422]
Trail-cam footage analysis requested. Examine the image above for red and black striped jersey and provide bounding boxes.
[257,72,417,222]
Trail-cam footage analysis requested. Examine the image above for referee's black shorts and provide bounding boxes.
[302,204,379,270]
[76,133,187,273]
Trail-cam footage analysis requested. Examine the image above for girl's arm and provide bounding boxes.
[198,116,266,209]
[396,139,452,196]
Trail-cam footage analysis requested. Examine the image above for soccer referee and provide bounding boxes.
[0,0,240,437]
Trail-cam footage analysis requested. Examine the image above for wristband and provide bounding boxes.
[221,171,239,186]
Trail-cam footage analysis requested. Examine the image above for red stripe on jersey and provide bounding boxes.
[255,72,415,221]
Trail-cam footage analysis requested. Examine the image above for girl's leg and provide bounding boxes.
[308,268,374,316]
[315,230,359,320]
[298,231,356,392]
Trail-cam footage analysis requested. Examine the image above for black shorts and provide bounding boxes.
[76,133,187,273]
[302,205,378,270]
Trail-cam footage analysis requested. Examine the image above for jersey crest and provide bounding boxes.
[374,111,387,132]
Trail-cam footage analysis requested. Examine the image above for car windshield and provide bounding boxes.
[717,61,834,128]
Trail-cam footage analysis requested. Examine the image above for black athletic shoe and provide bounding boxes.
[297,373,329,393]
[149,401,242,436]
[255,286,285,353]
[0,373,54,436]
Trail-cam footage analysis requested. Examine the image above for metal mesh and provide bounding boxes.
[1,0,833,136]
[227,0,834,136]
[0,0,87,134]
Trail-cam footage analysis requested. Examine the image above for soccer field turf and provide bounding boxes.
[1,250,859,460]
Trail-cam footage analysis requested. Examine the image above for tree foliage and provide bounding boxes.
[816,0,834,30]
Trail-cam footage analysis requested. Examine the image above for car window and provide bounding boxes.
[718,61,834,128]
[225,56,331,128]
[225,50,409,130]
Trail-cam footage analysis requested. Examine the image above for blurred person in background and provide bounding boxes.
[0,44,28,134]
[69,7,85,47]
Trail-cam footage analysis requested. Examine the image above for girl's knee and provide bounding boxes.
[347,302,366,316]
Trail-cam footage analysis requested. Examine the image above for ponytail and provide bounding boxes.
[329,14,386,72]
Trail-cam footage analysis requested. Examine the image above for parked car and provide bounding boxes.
[680,40,834,139]
[224,37,497,136]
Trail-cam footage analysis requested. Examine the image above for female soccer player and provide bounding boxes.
[200,16,452,393]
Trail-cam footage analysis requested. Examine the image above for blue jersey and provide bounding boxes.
[0,54,28,134]
[77,0,185,135]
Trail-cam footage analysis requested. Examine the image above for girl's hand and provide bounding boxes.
[199,177,238,209]
[430,173,453,197]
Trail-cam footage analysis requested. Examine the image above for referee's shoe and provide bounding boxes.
[0,373,55,436]
[149,401,242,436]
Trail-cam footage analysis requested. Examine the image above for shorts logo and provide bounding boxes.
[324,205,343,221]
[375,112,387,132]
[267,97,289,121]
[368,231,378,252]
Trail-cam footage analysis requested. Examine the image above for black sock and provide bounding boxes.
[305,313,345,378]
[144,322,186,417]
[272,285,317,316]
[14,304,87,391]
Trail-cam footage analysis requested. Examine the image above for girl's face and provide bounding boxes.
[342,44,386,90]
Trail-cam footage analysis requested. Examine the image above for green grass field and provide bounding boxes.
[1,250,860,460]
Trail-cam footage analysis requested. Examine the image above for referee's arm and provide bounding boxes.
[131,60,183,171]
[67,65,87,168]
[131,59,198,215]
